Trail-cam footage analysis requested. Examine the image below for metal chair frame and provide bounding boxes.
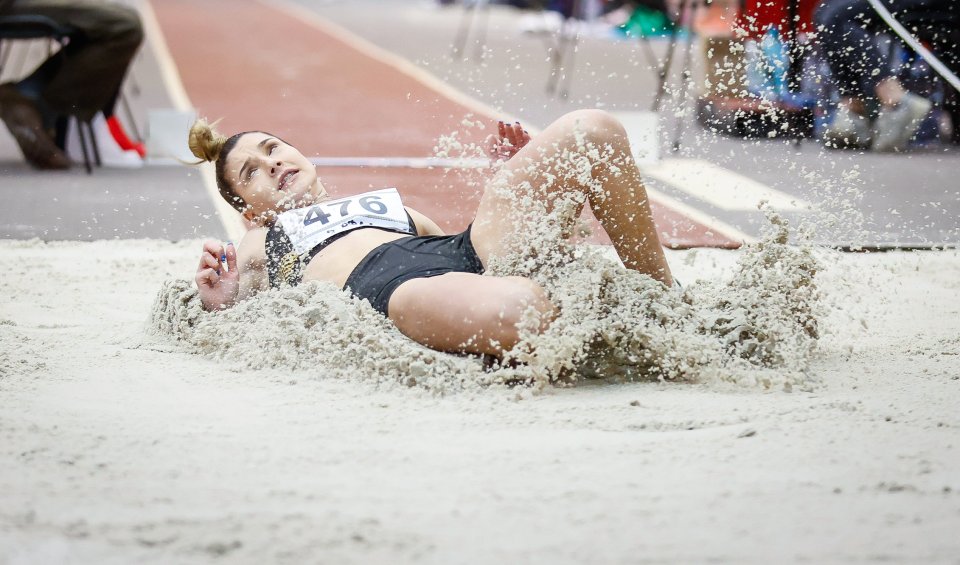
[451,0,491,62]
[450,0,586,99]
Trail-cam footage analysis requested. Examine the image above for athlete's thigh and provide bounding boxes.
[469,111,607,267]
[387,272,539,354]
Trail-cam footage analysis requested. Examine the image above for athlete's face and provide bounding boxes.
[224,132,327,223]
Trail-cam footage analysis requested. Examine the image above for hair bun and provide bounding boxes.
[188,118,227,162]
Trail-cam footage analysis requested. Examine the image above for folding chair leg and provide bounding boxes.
[547,19,578,98]
[76,119,93,174]
[86,121,101,167]
[671,33,697,152]
[452,2,476,59]
[652,32,680,112]
[473,1,490,61]
[559,31,578,99]
[546,20,568,95]
[119,93,142,142]
[546,39,560,94]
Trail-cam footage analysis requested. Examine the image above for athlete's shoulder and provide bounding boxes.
[242,225,268,245]
[238,227,268,264]
[405,207,445,236]
[232,226,269,296]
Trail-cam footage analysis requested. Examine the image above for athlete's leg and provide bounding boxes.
[388,272,557,356]
[471,109,673,285]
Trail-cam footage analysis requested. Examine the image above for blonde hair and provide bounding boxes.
[188,118,228,163]
[187,118,253,214]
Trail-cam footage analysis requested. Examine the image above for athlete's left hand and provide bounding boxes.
[486,120,531,162]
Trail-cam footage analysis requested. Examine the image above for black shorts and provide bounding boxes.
[343,225,485,316]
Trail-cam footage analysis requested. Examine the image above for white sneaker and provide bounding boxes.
[872,92,932,152]
[823,105,872,149]
[66,113,143,168]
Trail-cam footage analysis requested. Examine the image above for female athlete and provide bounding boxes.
[189,109,674,357]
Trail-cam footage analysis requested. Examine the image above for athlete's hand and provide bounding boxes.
[195,240,239,311]
[486,120,531,162]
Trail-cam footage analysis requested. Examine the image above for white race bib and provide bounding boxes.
[277,188,412,256]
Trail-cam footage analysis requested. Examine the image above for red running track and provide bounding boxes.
[152,0,739,248]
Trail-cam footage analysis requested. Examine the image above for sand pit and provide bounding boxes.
[1,236,958,563]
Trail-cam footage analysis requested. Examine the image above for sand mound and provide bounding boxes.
[148,210,820,394]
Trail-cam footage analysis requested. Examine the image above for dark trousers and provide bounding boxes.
[815,0,960,104]
[1,0,143,121]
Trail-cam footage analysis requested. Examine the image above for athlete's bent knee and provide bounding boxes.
[562,109,627,146]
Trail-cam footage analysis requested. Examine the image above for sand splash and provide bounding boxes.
[149,278,494,394]
[148,126,822,394]
[487,212,820,392]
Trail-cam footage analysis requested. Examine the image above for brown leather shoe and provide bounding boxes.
[0,84,70,170]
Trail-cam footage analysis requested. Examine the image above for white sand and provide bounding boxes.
[1,238,958,564]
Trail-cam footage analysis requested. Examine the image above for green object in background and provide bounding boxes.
[618,5,675,38]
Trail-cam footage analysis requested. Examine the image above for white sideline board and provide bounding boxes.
[644,158,811,212]
[145,109,198,166]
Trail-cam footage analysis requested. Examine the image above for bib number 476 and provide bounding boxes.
[303,195,387,226]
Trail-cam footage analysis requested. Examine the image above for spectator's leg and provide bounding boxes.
[815,0,917,148]
[865,0,950,150]
[5,0,143,121]
[815,0,891,110]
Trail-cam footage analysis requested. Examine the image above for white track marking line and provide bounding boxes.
[645,187,756,244]
[310,157,491,168]
[644,158,811,212]
[139,1,190,112]
[310,156,753,244]
[141,0,245,241]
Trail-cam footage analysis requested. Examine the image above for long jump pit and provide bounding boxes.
[1,0,959,563]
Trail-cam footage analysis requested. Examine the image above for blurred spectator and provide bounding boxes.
[816,0,960,151]
[608,1,675,38]
[0,0,143,169]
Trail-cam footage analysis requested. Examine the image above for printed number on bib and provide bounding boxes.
[304,195,388,227]
[277,187,412,257]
